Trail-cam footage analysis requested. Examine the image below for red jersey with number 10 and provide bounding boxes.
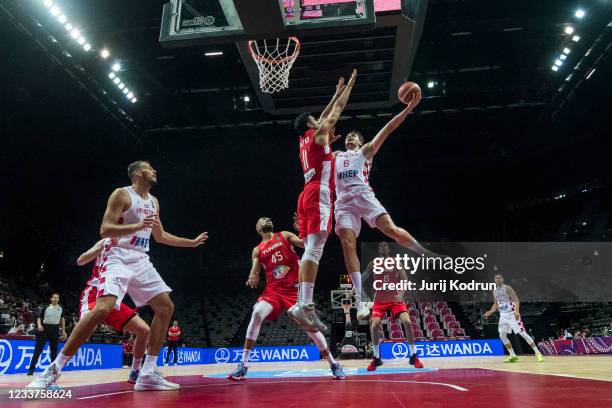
[299,129,334,187]
[257,232,299,291]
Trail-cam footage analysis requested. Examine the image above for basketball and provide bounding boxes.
[398,82,421,105]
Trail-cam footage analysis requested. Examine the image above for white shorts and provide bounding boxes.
[334,190,387,236]
[498,312,525,334]
[98,247,172,308]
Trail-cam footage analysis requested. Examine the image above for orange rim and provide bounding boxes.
[248,37,301,65]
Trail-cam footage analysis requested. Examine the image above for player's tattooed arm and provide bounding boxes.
[483,297,498,318]
[318,77,346,122]
[77,239,105,266]
[100,188,156,238]
[314,69,357,146]
[151,197,209,248]
[246,247,261,288]
[362,93,420,161]
[282,231,304,249]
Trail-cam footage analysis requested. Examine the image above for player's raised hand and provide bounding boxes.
[190,232,209,247]
[335,77,346,94]
[246,273,259,288]
[348,69,358,86]
[483,310,491,319]
[405,89,422,112]
[329,127,342,144]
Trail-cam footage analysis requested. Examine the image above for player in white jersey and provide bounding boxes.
[28,161,208,391]
[333,92,430,320]
[483,273,544,362]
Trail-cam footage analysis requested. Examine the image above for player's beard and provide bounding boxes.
[260,223,274,233]
[146,176,158,187]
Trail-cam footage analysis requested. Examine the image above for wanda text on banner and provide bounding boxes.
[157,345,321,366]
[381,339,504,359]
[0,338,122,375]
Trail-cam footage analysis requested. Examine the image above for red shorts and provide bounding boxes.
[297,182,333,238]
[82,301,137,332]
[257,285,298,321]
[371,301,409,320]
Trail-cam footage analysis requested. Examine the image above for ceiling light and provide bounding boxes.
[575,9,585,19]
[564,26,575,35]
[100,49,110,59]
[112,62,121,72]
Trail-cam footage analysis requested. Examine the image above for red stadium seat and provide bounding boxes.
[412,330,424,339]
[429,328,444,338]
[442,314,456,324]
[452,328,466,337]
[409,309,419,318]
[439,308,452,316]
[426,321,440,331]
[423,308,435,316]
[389,320,404,339]
[447,321,460,330]
[424,315,437,324]
[435,301,448,310]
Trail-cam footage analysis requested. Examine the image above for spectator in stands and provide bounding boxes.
[27,322,36,335]
[574,330,584,339]
[583,327,591,337]
[563,329,573,339]
[165,320,181,365]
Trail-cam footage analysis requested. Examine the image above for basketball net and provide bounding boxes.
[248,37,300,94]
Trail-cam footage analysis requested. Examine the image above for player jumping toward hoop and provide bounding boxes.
[363,241,423,371]
[483,273,544,363]
[333,92,429,320]
[288,70,357,332]
[226,217,345,380]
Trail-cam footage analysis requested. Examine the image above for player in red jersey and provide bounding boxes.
[28,239,151,387]
[363,242,423,371]
[227,217,345,380]
[288,69,358,332]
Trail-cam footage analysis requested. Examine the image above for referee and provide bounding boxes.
[28,292,67,375]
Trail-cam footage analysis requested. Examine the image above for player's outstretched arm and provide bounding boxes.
[246,247,261,288]
[483,298,498,318]
[151,198,209,248]
[362,93,420,161]
[314,69,357,146]
[100,189,157,238]
[76,240,105,266]
[282,231,304,249]
[318,77,346,122]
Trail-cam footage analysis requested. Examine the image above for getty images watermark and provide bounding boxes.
[370,253,495,293]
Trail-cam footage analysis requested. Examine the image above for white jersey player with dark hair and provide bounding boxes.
[28,161,208,391]
[483,273,544,362]
[332,91,430,319]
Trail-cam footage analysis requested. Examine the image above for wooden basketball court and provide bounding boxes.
[2,356,611,407]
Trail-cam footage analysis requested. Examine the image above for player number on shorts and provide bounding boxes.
[271,251,284,263]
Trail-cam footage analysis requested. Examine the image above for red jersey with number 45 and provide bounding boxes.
[299,129,334,187]
[257,232,299,290]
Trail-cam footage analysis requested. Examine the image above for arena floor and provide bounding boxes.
[1,356,611,407]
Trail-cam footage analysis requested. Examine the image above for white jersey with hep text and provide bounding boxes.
[494,284,516,316]
[334,149,373,200]
[110,186,157,253]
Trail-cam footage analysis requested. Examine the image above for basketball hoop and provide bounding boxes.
[248,37,300,94]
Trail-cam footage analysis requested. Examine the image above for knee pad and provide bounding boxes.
[302,232,328,265]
